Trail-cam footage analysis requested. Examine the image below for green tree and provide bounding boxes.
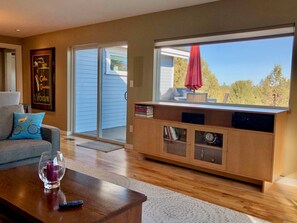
[173,57,220,99]
[259,65,289,107]
[173,57,188,88]
[199,59,220,99]
[229,80,256,104]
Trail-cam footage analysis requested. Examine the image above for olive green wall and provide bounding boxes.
[22,0,297,175]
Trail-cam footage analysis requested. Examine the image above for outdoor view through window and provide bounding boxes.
[156,35,293,107]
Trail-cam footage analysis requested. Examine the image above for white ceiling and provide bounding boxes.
[0,0,218,38]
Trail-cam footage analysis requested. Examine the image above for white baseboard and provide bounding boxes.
[125,143,133,150]
[60,130,72,136]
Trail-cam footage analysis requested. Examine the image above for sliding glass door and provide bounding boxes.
[73,45,127,143]
[74,47,98,137]
[100,46,127,142]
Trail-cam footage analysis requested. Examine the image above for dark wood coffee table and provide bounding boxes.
[0,164,147,223]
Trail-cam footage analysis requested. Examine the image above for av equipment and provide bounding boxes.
[182,112,204,125]
[232,112,274,133]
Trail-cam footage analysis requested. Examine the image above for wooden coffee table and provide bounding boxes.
[0,164,147,223]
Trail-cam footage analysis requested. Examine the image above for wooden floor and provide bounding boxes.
[61,135,297,223]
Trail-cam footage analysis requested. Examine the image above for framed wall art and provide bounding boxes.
[30,47,55,111]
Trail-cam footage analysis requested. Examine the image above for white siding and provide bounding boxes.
[160,55,174,99]
[102,47,127,129]
[75,49,98,133]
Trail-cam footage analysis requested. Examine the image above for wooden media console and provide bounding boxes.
[133,101,287,192]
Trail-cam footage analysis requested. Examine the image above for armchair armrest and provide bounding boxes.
[41,124,60,154]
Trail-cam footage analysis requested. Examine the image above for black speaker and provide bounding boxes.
[182,112,204,125]
[232,112,274,133]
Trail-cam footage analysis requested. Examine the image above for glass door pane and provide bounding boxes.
[163,125,187,157]
[99,45,127,143]
[74,48,98,137]
[194,130,224,165]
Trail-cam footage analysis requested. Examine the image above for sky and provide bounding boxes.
[199,36,294,85]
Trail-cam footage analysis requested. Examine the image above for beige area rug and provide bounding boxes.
[76,141,123,153]
[65,158,269,223]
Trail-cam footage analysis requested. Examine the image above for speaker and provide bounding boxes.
[182,112,204,125]
[232,112,274,133]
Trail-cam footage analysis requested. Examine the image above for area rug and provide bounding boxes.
[64,158,268,223]
[76,141,123,153]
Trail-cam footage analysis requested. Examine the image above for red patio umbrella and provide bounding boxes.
[185,45,203,91]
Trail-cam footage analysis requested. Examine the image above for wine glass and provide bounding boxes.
[38,151,66,189]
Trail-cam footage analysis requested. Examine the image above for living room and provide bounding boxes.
[0,0,297,222]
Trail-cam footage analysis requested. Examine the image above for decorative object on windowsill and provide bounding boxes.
[38,151,65,189]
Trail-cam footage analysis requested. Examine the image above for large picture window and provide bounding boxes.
[154,27,294,108]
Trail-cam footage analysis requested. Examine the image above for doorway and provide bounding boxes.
[73,44,127,143]
[0,43,22,100]
[0,48,16,92]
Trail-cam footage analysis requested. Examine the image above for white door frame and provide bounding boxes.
[0,43,22,101]
[69,44,98,136]
[69,42,127,144]
[97,42,127,144]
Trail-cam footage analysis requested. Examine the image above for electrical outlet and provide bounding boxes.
[129,125,133,133]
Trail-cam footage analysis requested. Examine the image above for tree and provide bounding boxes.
[259,65,289,107]
[199,59,220,99]
[173,57,188,88]
[173,57,220,100]
[228,80,256,104]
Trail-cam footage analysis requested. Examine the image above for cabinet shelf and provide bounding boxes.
[195,143,222,150]
[164,138,186,144]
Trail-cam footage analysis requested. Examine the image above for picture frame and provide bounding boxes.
[30,47,55,111]
[105,48,127,76]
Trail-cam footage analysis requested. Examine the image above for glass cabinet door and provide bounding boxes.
[162,124,189,161]
[192,128,226,169]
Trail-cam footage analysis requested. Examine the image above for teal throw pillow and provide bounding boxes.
[10,112,45,140]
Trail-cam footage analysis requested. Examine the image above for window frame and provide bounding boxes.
[153,26,295,109]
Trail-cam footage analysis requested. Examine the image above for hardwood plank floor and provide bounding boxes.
[61,135,297,222]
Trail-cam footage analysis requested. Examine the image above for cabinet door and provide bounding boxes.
[134,117,160,155]
[191,126,227,170]
[227,130,273,181]
[161,122,190,162]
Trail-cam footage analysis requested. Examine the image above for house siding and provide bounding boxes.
[102,47,127,129]
[75,49,98,133]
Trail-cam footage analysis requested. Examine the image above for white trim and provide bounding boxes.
[60,130,72,136]
[155,27,295,47]
[161,48,189,59]
[153,49,161,101]
[67,47,73,134]
[124,143,133,150]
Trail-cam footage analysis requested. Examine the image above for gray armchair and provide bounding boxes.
[0,92,60,170]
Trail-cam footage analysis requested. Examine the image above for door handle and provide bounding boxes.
[124,91,127,101]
